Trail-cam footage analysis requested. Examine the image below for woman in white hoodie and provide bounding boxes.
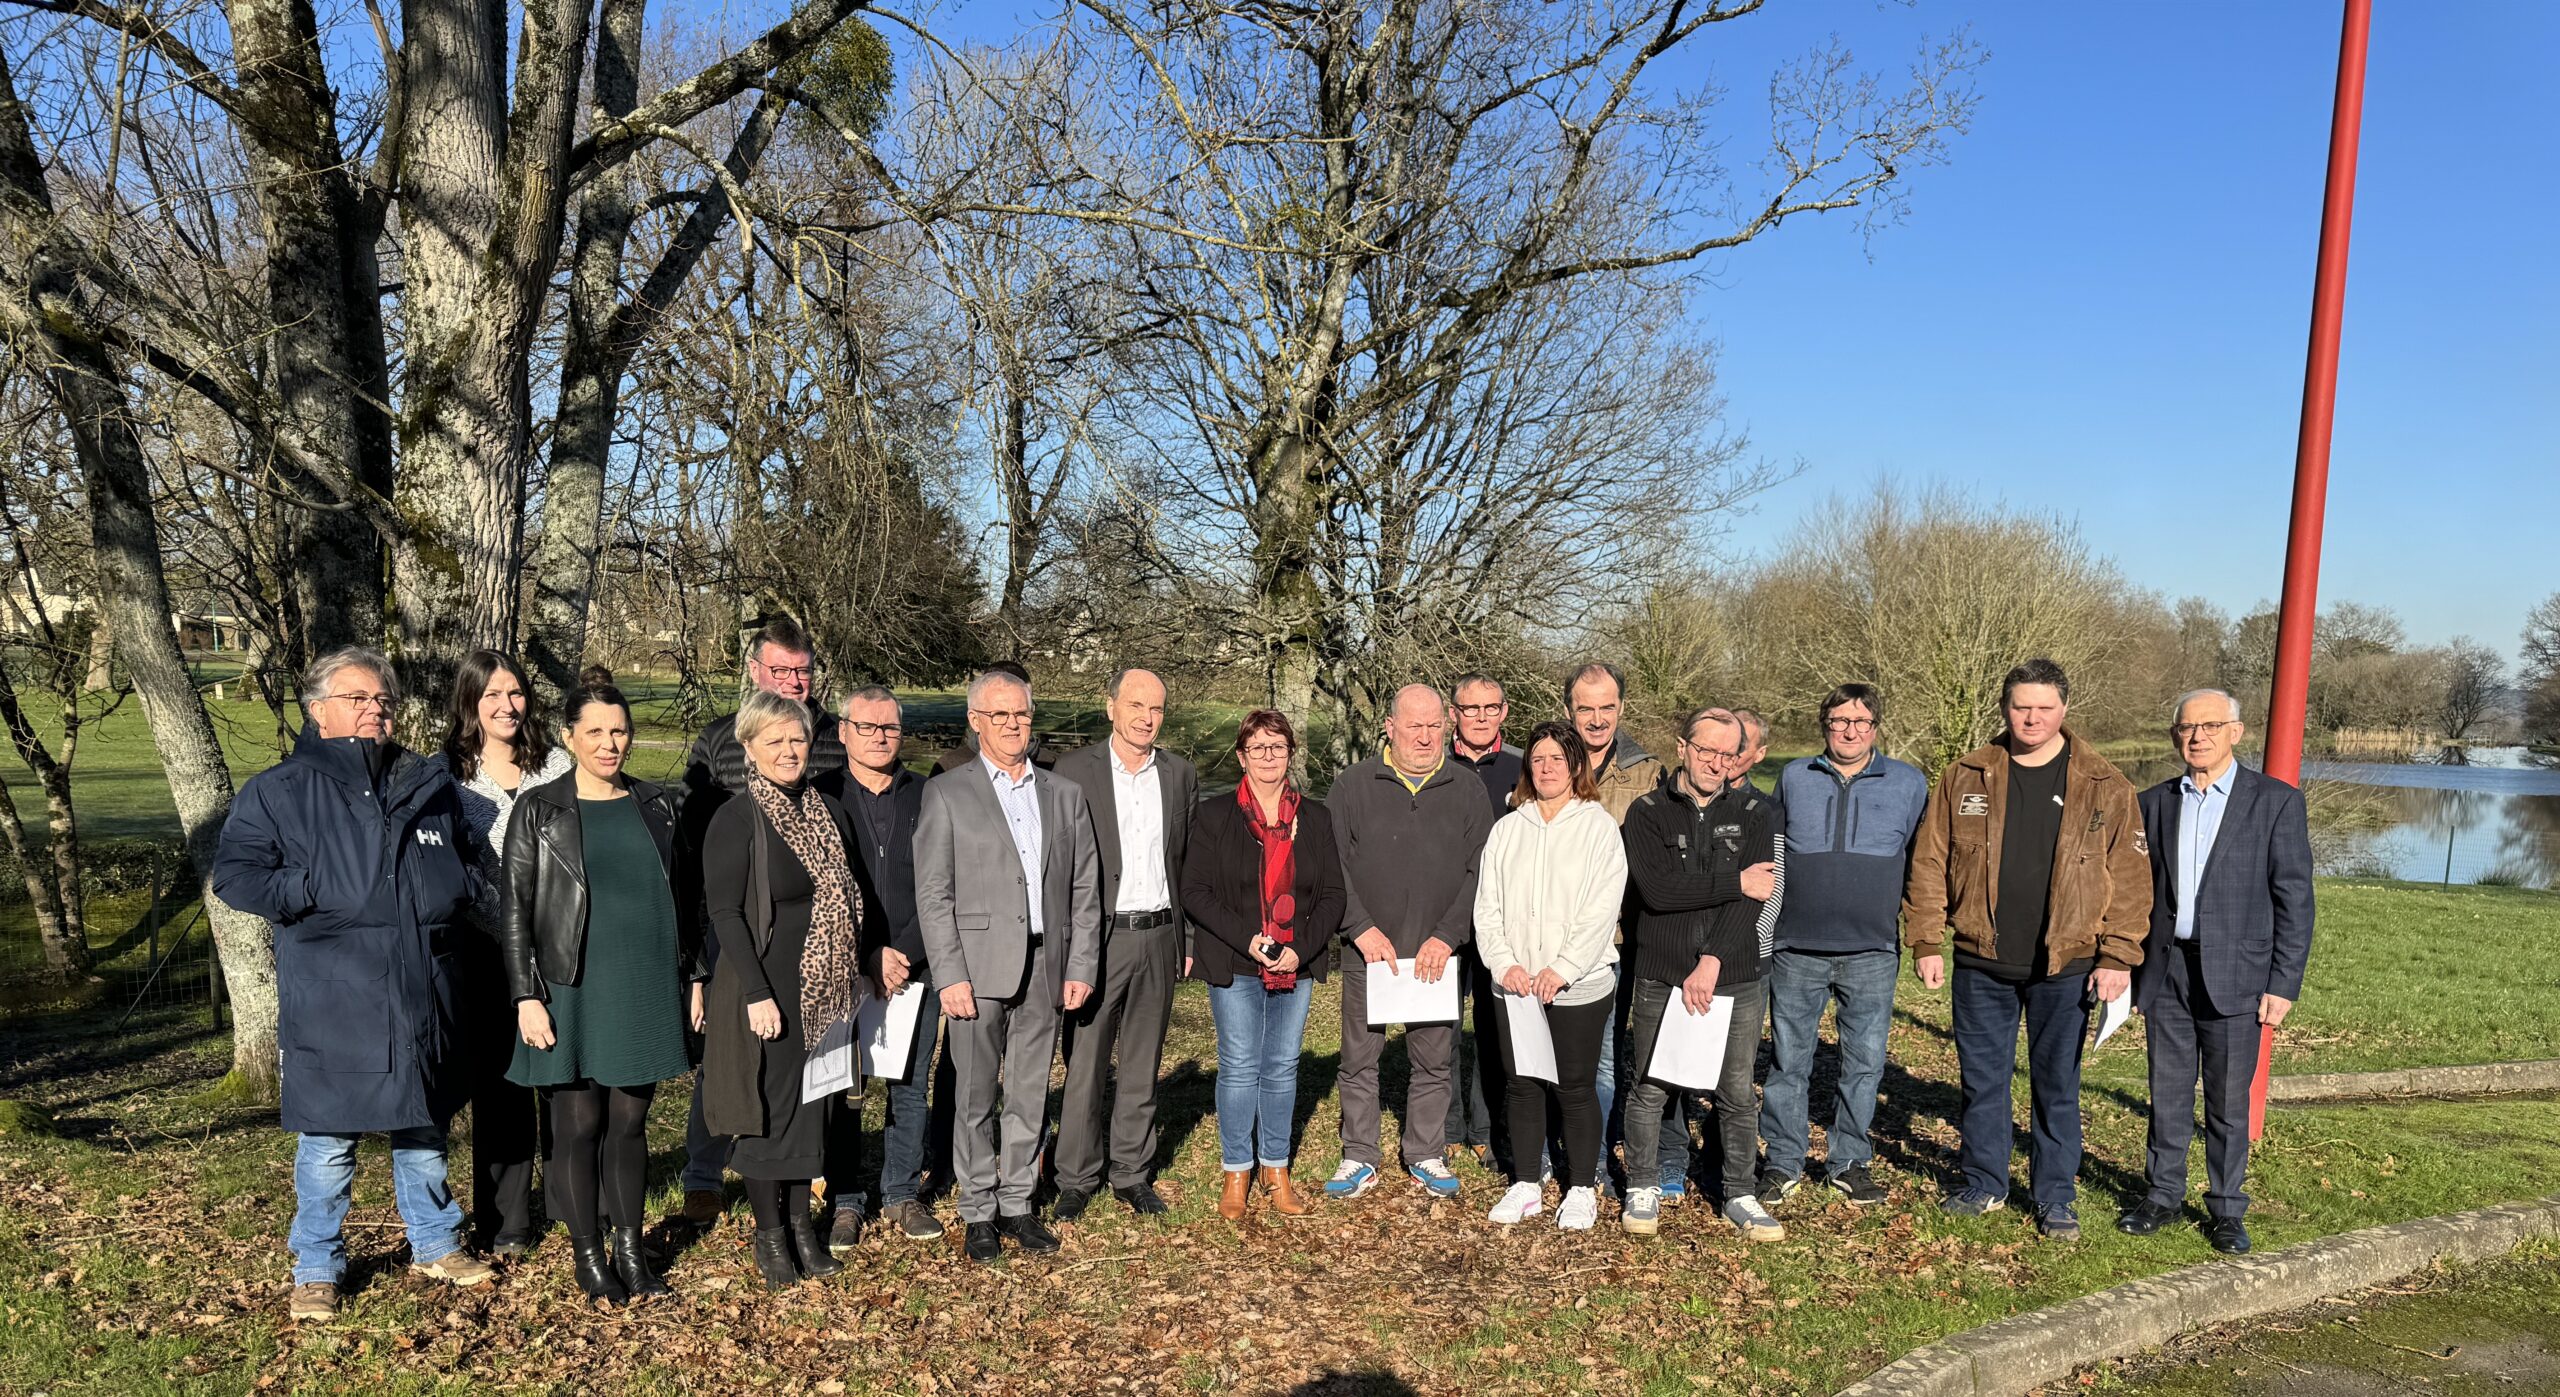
[1473,720,1629,1230]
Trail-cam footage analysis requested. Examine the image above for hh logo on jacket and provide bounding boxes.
[415,829,444,847]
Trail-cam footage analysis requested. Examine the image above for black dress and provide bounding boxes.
[701,795,834,1180]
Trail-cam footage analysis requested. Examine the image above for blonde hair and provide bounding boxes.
[734,688,814,747]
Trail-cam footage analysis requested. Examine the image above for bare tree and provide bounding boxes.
[2437,636,2502,740]
[2522,592,2560,746]
[998,0,1972,756]
[0,47,279,1090]
[1741,484,2142,774]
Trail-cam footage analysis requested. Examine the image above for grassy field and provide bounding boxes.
[1,878,2556,1395]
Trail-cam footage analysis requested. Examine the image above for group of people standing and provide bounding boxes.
[213,623,2314,1325]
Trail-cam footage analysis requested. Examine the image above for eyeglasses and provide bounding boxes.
[1823,717,1877,732]
[324,692,394,710]
[847,721,904,739]
[1682,740,1741,760]
[972,708,1032,727]
[1241,743,1291,759]
[757,662,816,681]
[2171,721,2238,739]
[1453,703,1505,719]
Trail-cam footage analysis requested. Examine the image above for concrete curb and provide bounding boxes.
[1832,1194,2560,1397]
[2267,1059,2560,1103]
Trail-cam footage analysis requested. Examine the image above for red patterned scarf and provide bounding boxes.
[1236,781,1302,991]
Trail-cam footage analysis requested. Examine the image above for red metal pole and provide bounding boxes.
[2254,0,2372,1141]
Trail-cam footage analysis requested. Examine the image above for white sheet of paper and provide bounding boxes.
[1364,958,1461,1026]
[801,1013,858,1103]
[1500,993,1559,1084]
[2094,991,2131,1047]
[858,982,929,1081]
[1643,993,1735,1091]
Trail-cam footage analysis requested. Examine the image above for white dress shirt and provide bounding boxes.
[1109,741,1171,914]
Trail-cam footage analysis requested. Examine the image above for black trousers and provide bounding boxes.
[462,973,539,1245]
[2143,941,2261,1220]
[1499,994,1610,1190]
[1445,946,1509,1161]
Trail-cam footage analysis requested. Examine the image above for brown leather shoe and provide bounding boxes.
[681,1189,724,1227]
[1217,1169,1251,1221]
[1261,1166,1309,1217]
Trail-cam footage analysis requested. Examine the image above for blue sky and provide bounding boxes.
[874,0,2554,662]
[1651,1,2556,660]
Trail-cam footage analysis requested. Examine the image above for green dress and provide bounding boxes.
[507,796,692,1090]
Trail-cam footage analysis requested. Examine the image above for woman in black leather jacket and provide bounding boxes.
[502,684,694,1304]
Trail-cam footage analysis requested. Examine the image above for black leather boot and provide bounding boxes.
[785,1209,844,1279]
[751,1226,800,1290]
[569,1231,629,1304]
[609,1225,672,1300]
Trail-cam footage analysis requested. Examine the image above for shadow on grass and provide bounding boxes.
[1289,1371,1419,1397]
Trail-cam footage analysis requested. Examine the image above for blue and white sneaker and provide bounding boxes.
[1659,1177,1687,1206]
[1408,1158,1461,1197]
[1324,1160,1377,1199]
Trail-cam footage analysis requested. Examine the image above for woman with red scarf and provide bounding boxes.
[1181,710,1348,1221]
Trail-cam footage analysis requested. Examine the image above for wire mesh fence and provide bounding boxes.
[0,849,224,1026]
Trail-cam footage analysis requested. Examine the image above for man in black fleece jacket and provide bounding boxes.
[1618,708,1781,1240]
[1324,684,1497,1200]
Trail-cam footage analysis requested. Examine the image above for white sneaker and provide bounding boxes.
[1487,1181,1544,1224]
[1556,1186,1598,1231]
[1724,1194,1785,1242]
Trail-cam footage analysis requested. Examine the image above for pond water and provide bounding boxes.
[2124,746,2560,890]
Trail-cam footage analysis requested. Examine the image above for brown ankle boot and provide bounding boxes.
[1218,1169,1252,1221]
[1261,1166,1310,1216]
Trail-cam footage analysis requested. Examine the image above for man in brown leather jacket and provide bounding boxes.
[1901,658,2150,1239]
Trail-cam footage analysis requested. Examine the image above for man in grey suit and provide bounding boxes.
[1051,668,1198,1221]
[915,669,1103,1262]
[2120,688,2315,1256]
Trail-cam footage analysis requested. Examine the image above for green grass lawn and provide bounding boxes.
[1,877,2555,1394]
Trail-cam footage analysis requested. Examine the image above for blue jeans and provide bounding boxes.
[878,1001,945,1206]
[1591,986,1689,1190]
[1209,976,1315,1169]
[1950,966,2090,1208]
[1759,948,1900,1177]
[290,1128,466,1285]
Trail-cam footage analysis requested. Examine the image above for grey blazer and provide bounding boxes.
[915,756,1104,999]
[1053,742,1197,937]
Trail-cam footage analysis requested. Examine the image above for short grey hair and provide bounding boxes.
[735,688,814,747]
[842,684,899,712]
[1734,708,1768,746]
[967,668,1031,708]
[1679,706,1742,750]
[2171,688,2243,724]
[302,646,397,710]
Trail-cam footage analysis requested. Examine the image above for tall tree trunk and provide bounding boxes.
[994,383,1035,654]
[396,0,594,693]
[0,770,80,976]
[83,611,113,691]
[0,46,279,1094]
[527,0,782,700]
[228,0,392,655]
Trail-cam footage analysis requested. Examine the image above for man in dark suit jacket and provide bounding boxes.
[1051,668,1199,1220]
[2121,689,2315,1255]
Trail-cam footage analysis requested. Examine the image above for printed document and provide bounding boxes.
[1501,993,1559,1083]
[1643,993,1735,1091]
[1364,958,1461,1026]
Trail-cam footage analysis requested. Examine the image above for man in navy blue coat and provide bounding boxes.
[214,647,494,1320]
[2120,688,2315,1255]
